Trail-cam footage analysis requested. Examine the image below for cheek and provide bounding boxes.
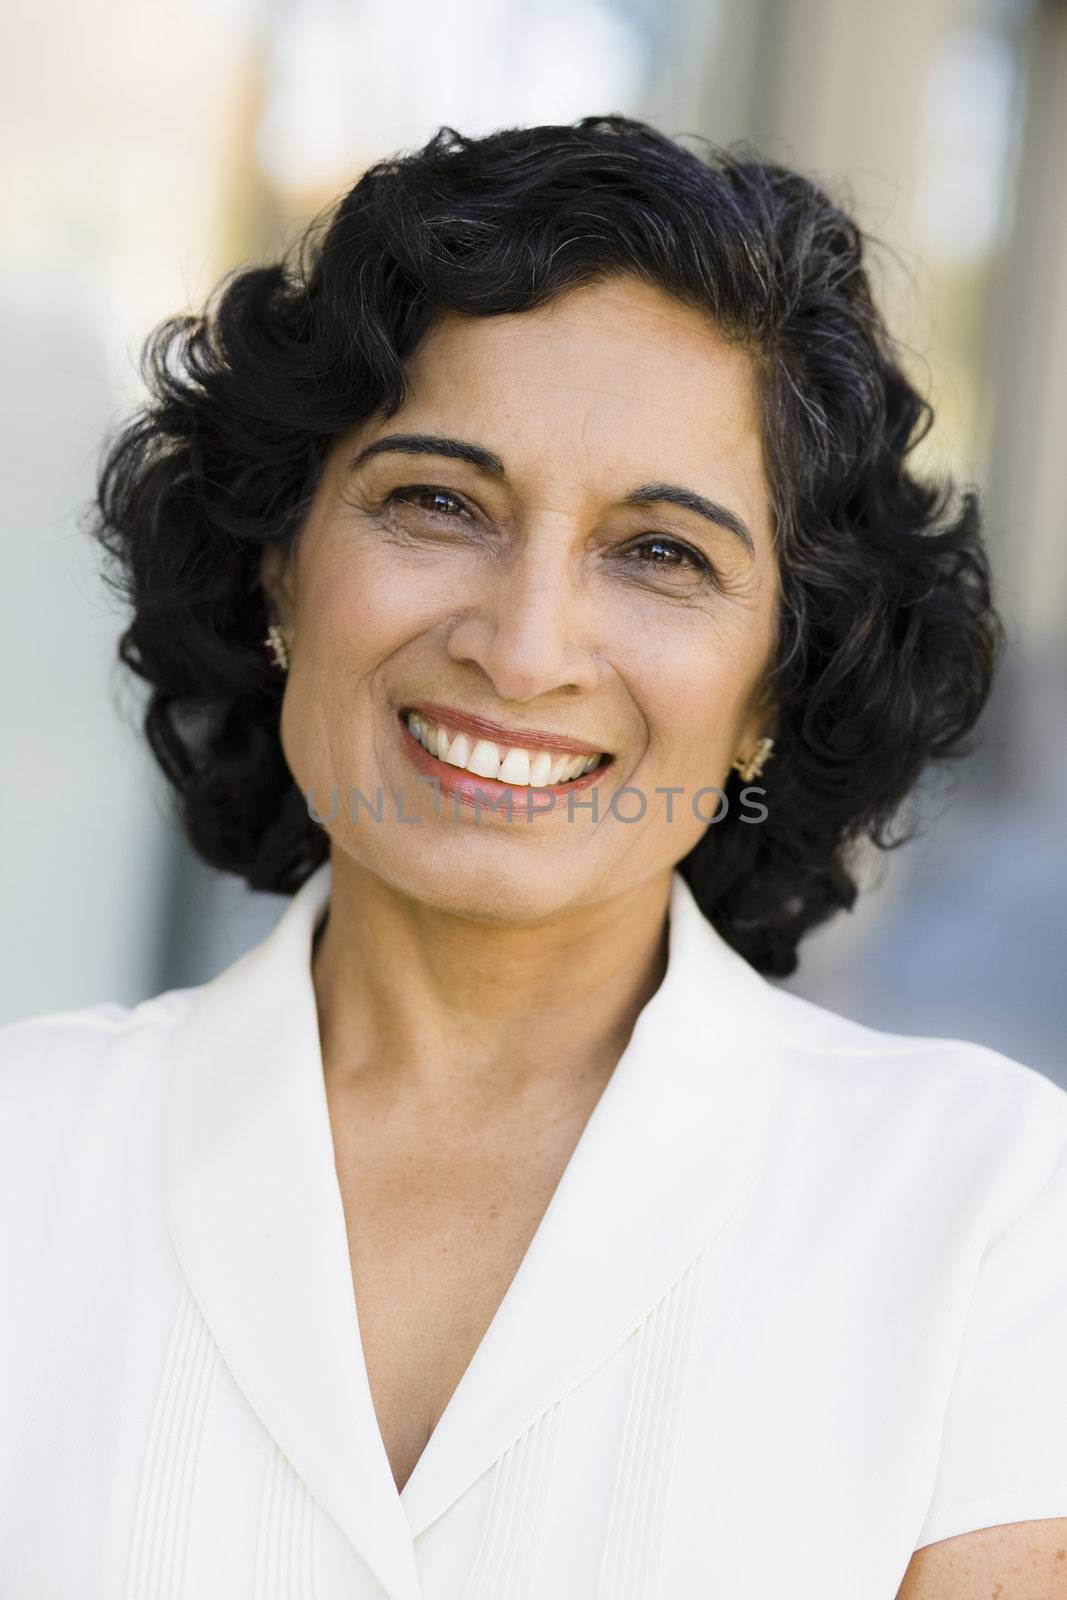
[623,625,760,770]
[302,542,446,664]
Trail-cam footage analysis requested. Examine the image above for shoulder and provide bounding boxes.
[0,987,201,1175]
[764,975,1066,1111]
[0,986,200,1081]
[759,979,1067,1228]
[0,992,207,1356]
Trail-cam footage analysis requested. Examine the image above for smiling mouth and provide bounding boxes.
[398,709,612,788]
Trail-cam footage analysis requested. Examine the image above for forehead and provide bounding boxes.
[395,276,766,479]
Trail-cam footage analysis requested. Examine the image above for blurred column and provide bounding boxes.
[982,0,1067,669]
[694,0,959,353]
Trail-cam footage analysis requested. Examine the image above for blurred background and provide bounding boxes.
[2,0,1064,1084]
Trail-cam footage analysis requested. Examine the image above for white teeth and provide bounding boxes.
[497,747,531,785]
[443,732,471,769]
[527,751,553,786]
[468,738,504,778]
[404,712,605,787]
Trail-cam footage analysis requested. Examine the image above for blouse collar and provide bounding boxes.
[162,860,784,1600]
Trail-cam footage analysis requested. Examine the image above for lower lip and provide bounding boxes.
[395,713,612,817]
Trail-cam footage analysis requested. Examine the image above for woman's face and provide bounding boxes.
[261,274,780,923]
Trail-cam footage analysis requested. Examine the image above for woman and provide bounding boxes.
[1,116,1065,1600]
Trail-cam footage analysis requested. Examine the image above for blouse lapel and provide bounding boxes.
[162,861,783,1590]
[162,863,424,1600]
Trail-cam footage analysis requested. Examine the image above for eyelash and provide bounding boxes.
[385,485,715,582]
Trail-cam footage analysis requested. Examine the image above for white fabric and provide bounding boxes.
[1,860,1066,1599]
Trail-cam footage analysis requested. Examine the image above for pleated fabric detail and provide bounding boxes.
[461,1397,564,1598]
[595,1248,707,1599]
[254,1441,318,1600]
[124,1288,219,1599]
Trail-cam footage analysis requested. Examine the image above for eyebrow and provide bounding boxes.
[349,433,756,558]
[624,483,755,559]
[349,433,506,479]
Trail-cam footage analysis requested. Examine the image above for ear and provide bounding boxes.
[259,541,293,622]
[740,682,779,751]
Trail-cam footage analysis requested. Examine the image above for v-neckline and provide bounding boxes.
[310,880,663,1506]
[163,860,784,1597]
[337,1054,626,1504]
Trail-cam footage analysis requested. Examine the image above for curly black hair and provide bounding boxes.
[91,114,1004,978]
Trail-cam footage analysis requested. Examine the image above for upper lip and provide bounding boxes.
[401,701,609,757]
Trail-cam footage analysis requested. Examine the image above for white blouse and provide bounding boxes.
[2,860,1067,1599]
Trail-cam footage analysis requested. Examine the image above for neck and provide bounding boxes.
[311,855,673,1111]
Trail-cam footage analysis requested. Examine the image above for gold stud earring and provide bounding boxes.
[731,735,775,783]
[264,623,290,673]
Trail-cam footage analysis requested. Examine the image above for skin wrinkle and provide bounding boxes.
[349,436,755,556]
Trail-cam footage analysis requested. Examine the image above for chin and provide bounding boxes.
[374,839,588,927]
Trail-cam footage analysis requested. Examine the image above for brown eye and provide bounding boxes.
[628,536,713,578]
[390,485,471,519]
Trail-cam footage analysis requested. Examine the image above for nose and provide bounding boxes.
[444,528,601,702]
